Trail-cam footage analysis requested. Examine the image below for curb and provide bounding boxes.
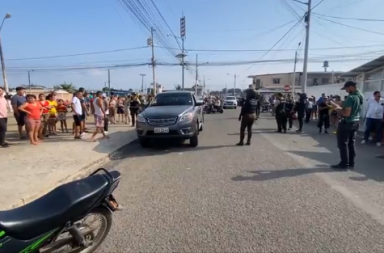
[8,137,138,210]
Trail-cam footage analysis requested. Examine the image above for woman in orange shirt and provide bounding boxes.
[18,94,42,145]
[57,99,68,133]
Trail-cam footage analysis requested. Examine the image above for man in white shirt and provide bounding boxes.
[72,91,83,139]
[362,91,383,146]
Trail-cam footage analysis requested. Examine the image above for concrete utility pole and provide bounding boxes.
[108,69,111,97]
[233,74,237,97]
[140,73,146,93]
[302,0,312,93]
[149,27,157,96]
[0,13,11,93]
[195,54,198,95]
[180,16,186,90]
[28,70,34,92]
[291,42,301,98]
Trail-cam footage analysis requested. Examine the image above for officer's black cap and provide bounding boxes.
[341,81,357,90]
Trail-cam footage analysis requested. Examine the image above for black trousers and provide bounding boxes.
[337,121,359,166]
[305,109,311,123]
[318,113,330,129]
[240,113,256,143]
[287,113,293,128]
[130,109,139,126]
[256,105,261,117]
[0,118,7,144]
[104,116,109,132]
[276,113,287,132]
[297,113,304,131]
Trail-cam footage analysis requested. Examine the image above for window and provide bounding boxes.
[150,93,193,106]
[272,78,280,84]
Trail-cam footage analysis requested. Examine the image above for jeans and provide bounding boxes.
[337,121,359,166]
[0,117,7,144]
[363,118,383,143]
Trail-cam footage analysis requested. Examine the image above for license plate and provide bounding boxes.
[154,127,169,133]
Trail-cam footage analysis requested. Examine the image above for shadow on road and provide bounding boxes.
[232,165,333,182]
[283,117,384,183]
[110,140,237,161]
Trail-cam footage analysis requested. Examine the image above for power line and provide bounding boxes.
[313,12,384,22]
[5,44,384,62]
[311,0,326,11]
[244,16,304,72]
[6,46,148,61]
[317,16,384,36]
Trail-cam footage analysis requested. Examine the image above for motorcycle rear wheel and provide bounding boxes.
[50,208,112,253]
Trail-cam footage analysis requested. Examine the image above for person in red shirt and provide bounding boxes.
[38,93,50,138]
[18,94,42,145]
[57,99,68,133]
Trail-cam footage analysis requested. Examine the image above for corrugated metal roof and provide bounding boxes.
[341,55,384,77]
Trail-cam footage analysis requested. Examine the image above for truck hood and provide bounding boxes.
[141,105,192,117]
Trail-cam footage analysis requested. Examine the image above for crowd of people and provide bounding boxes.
[238,81,383,170]
[0,86,152,148]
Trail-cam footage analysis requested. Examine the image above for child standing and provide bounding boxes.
[57,99,68,133]
[18,94,42,145]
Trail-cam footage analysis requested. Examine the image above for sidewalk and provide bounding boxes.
[0,117,137,210]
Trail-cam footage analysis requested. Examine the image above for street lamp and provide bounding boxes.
[0,13,11,93]
[139,73,146,93]
[227,73,238,97]
[28,70,34,92]
[168,34,187,90]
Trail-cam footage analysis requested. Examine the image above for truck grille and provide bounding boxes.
[147,117,178,126]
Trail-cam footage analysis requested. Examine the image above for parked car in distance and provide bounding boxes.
[223,96,237,109]
[135,91,204,148]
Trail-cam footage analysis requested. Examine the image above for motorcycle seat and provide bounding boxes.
[0,174,109,241]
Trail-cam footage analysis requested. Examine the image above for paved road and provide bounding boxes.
[97,109,384,253]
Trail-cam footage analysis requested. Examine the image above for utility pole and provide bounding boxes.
[195,54,198,95]
[149,27,156,96]
[233,74,237,97]
[180,16,186,90]
[302,0,312,93]
[0,13,11,93]
[140,73,146,93]
[292,42,301,98]
[107,69,111,97]
[28,70,32,92]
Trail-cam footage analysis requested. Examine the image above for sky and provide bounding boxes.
[1,0,383,92]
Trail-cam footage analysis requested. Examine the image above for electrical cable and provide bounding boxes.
[312,12,384,22]
[317,16,384,36]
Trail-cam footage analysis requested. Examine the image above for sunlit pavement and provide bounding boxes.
[98,109,384,253]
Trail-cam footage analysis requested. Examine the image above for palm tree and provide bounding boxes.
[54,82,76,93]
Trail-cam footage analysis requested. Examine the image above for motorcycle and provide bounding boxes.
[0,168,121,253]
[204,104,223,114]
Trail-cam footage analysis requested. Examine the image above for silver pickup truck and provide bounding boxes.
[136,91,205,148]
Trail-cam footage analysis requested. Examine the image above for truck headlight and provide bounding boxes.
[179,113,193,122]
[137,114,146,123]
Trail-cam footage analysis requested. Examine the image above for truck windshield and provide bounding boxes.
[150,93,193,106]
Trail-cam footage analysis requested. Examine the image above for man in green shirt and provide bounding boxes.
[330,81,364,170]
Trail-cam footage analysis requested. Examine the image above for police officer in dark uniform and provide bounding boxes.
[330,81,364,170]
[285,96,294,130]
[237,88,258,146]
[275,93,288,133]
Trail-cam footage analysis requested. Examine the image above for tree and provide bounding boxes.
[54,82,76,93]
[174,84,182,90]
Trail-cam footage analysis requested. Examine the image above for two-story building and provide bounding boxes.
[248,71,345,91]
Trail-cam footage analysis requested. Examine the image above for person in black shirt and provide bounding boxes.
[275,94,288,133]
[285,96,294,130]
[130,93,141,126]
[237,89,258,146]
[295,93,307,133]
[317,98,331,134]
